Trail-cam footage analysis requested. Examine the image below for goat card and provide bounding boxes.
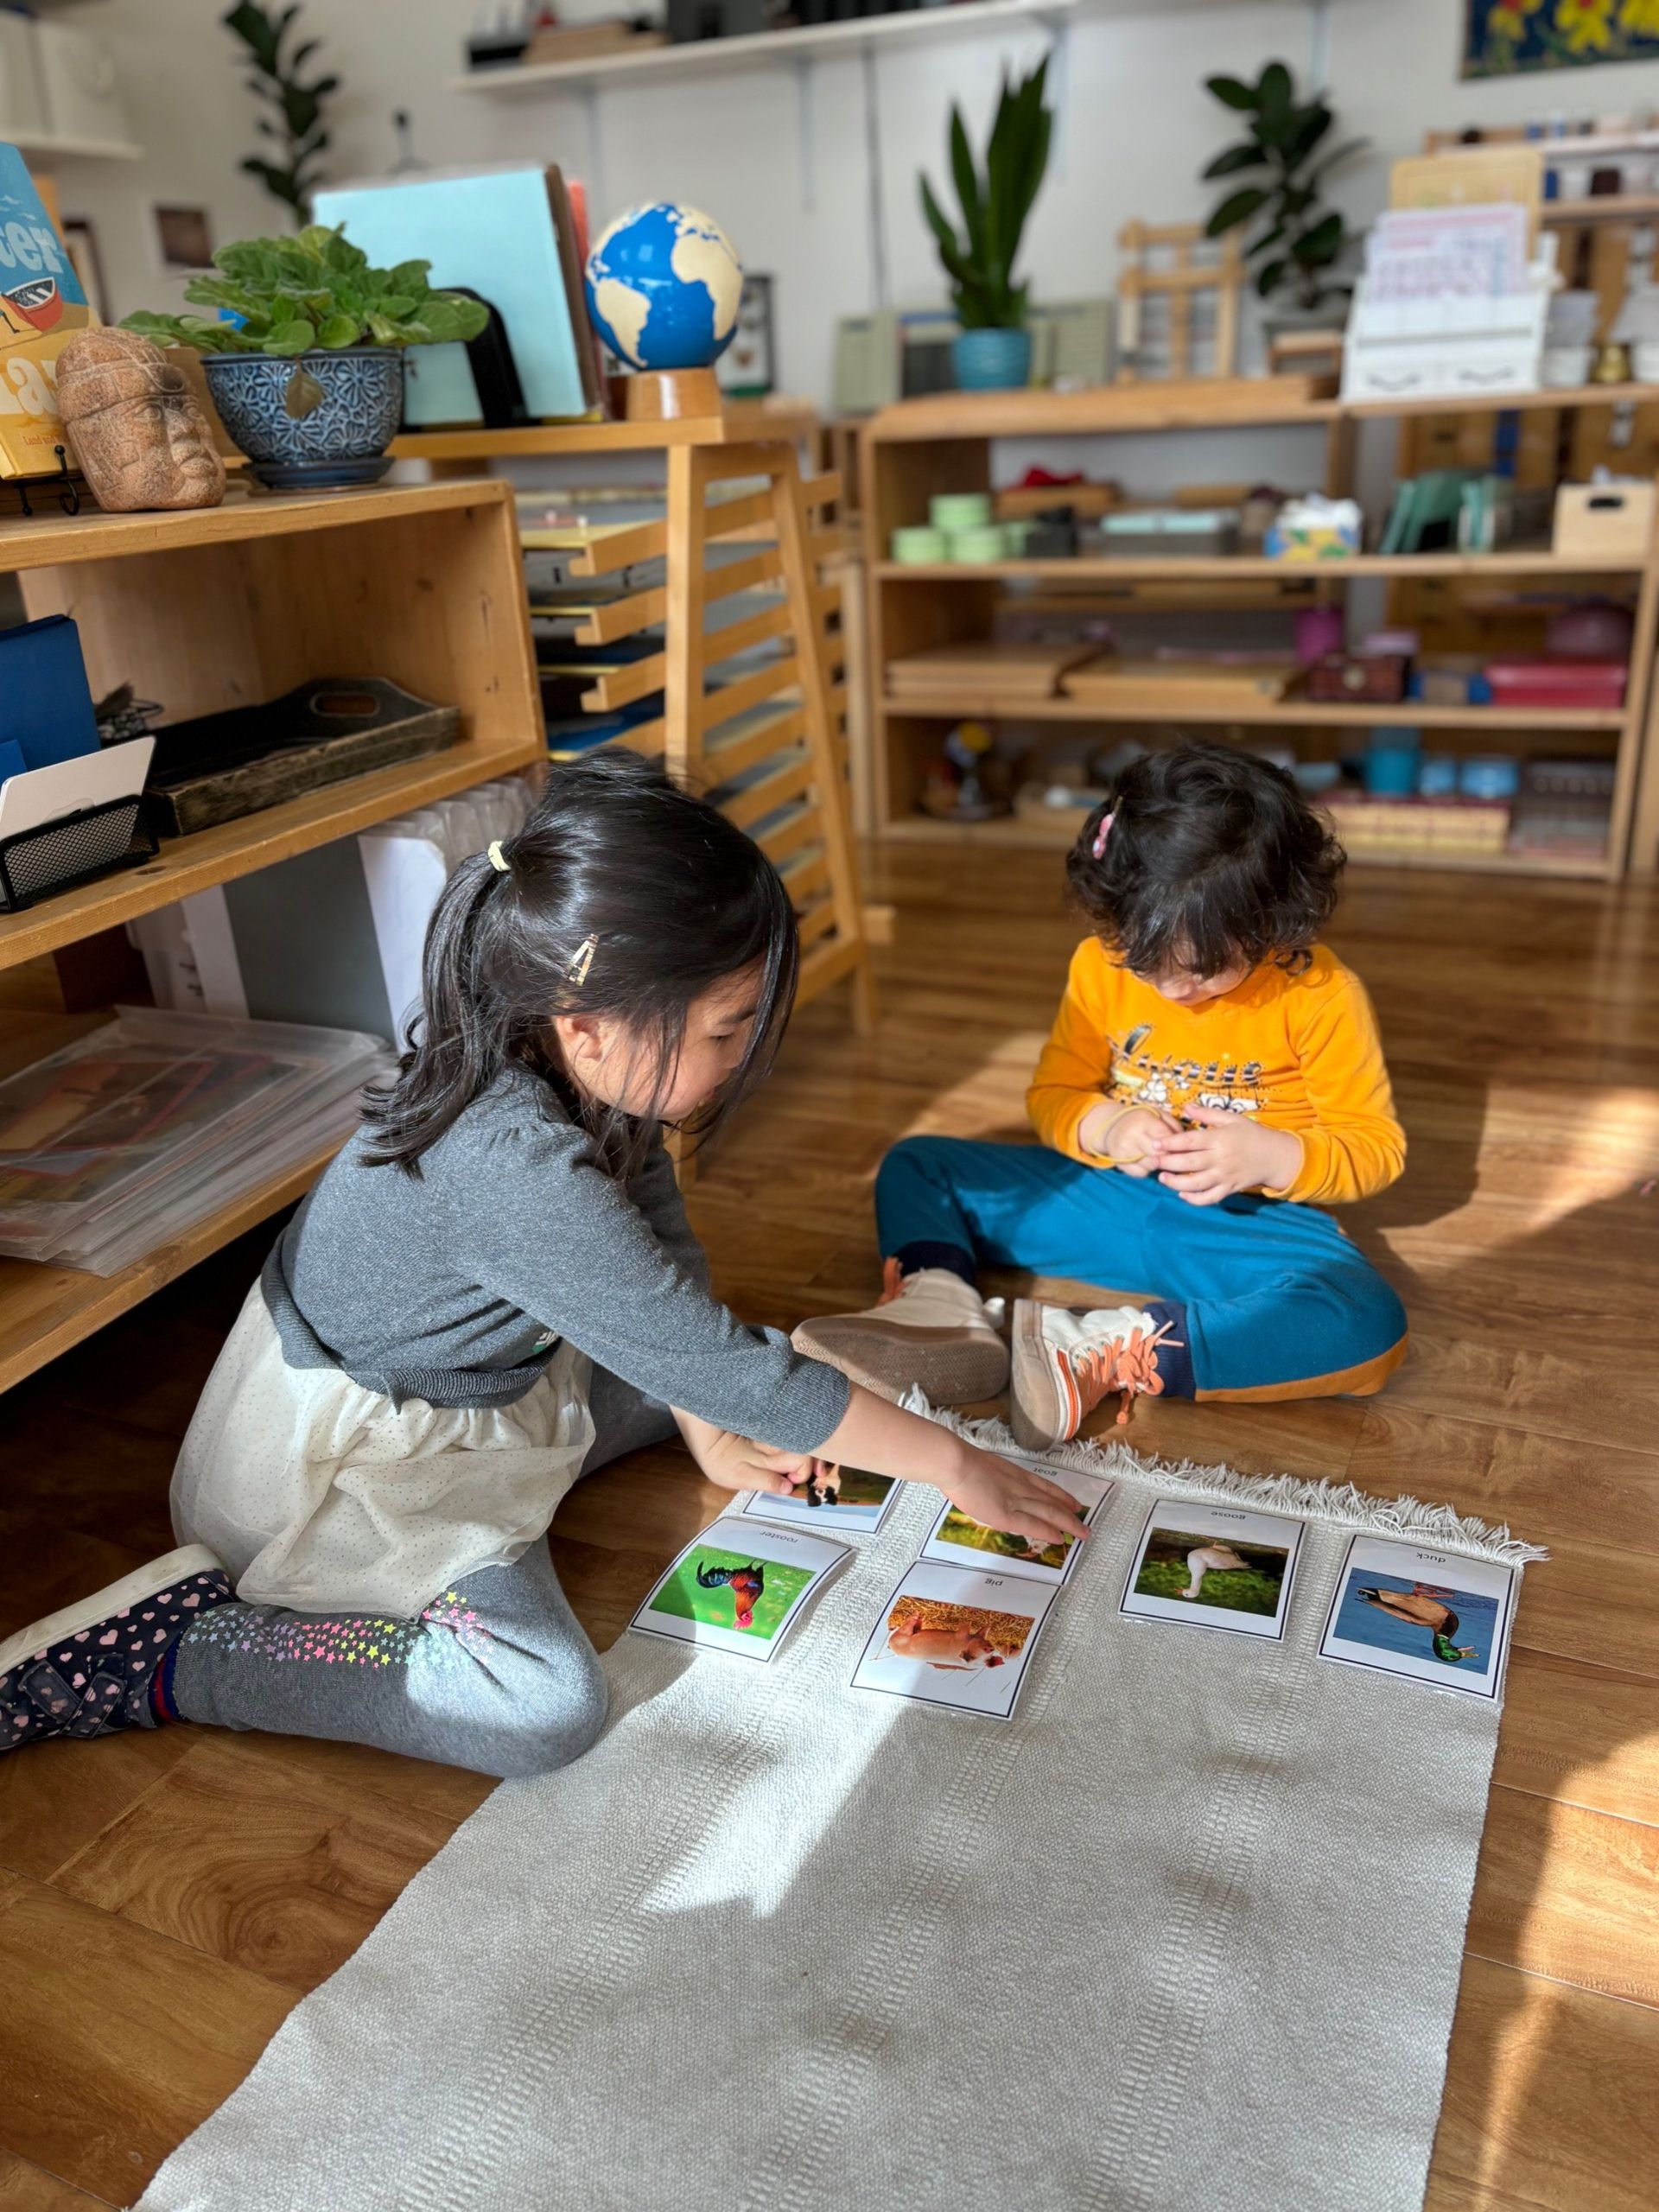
[850,1561,1058,1720]
[1120,1497,1304,1640]
[918,1471,1112,1587]
[737,1465,899,1535]
[630,1516,851,1662]
[1319,1535,1516,1699]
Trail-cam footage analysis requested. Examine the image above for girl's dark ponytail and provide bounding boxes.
[361,753,799,1178]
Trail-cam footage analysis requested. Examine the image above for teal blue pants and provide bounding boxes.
[877,1135,1408,1401]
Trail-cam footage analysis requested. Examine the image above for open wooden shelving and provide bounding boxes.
[882,693,1628,732]
[880,807,1604,876]
[0,478,543,1395]
[861,379,1659,883]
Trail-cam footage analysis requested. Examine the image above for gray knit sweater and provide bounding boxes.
[261,1066,849,1452]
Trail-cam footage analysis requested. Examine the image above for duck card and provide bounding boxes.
[918,1472,1113,1587]
[737,1465,900,1535]
[1120,1497,1305,1641]
[630,1516,852,1662]
[850,1561,1059,1720]
[1318,1535,1516,1700]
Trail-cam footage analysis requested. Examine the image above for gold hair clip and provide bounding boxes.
[487,840,510,873]
[566,934,598,987]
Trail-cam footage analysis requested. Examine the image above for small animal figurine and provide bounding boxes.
[55,327,226,512]
[696,1560,766,1630]
[802,1465,842,1510]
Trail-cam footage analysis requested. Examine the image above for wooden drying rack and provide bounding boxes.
[392,409,876,1033]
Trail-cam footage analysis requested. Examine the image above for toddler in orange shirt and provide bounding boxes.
[796,743,1408,1443]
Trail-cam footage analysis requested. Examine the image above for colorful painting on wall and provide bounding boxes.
[1465,0,1659,78]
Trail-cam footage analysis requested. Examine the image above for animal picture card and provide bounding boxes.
[850,1561,1059,1721]
[1319,1535,1517,1700]
[1120,1497,1305,1641]
[918,1471,1113,1587]
[737,1465,900,1535]
[630,1516,852,1662]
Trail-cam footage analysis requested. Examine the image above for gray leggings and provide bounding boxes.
[165,1366,677,1780]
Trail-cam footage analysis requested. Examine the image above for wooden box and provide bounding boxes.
[1553,480,1656,560]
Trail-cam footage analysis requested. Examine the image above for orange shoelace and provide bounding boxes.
[876,1255,906,1305]
[1068,1319,1185,1428]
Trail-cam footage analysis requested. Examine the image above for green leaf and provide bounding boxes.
[1206,74,1257,111]
[950,106,986,264]
[1254,257,1288,298]
[387,257,431,295]
[283,360,326,417]
[315,311,359,346]
[1202,143,1267,180]
[1257,60,1292,114]
[1284,105,1333,166]
[264,316,315,354]
[375,293,416,319]
[1292,211,1344,264]
[1307,136,1369,188]
[1205,186,1269,236]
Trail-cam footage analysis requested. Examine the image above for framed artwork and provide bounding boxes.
[154,205,214,270]
[716,272,774,398]
[1465,0,1659,79]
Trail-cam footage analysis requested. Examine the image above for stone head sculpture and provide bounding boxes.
[56,327,226,512]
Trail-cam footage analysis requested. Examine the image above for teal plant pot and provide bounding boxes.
[953,327,1032,391]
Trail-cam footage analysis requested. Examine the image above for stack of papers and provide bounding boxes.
[0,1007,389,1275]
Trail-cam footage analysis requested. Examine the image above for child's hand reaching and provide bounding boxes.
[673,1409,826,1497]
[942,1444,1090,1552]
[1077,1100,1180,1177]
[1144,1108,1302,1205]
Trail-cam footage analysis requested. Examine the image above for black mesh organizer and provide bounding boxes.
[0,792,158,914]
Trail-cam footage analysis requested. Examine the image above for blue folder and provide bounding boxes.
[0,614,99,772]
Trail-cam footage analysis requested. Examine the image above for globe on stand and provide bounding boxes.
[584,202,743,423]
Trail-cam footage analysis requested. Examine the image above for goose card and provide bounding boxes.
[1120,1497,1305,1640]
[850,1561,1058,1720]
[918,1472,1112,1587]
[630,1516,851,1662]
[1318,1535,1516,1699]
[737,1465,899,1535]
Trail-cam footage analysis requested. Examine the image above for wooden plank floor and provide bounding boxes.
[3,845,1657,2208]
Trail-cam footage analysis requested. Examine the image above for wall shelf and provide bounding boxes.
[7,131,143,163]
[875,551,1645,582]
[450,0,1082,95]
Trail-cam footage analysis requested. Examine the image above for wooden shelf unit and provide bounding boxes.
[395,412,875,1030]
[861,380,1659,883]
[0,479,543,1395]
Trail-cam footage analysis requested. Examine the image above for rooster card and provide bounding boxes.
[630,1516,853,1662]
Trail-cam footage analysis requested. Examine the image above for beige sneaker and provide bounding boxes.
[1010,1299,1185,1449]
[791,1261,1009,1405]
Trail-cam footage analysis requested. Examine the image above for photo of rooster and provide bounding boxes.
[695,1559,766,1630]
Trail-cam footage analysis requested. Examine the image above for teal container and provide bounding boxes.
[953,327,1032,391]
[1366,727,1422,797]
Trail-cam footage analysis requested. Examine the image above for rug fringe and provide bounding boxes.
[900,1392,1549,1568]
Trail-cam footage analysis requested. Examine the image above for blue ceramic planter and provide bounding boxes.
[953,327,1032,391]
[201,348,404,471]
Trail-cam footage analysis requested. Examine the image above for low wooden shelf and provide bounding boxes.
[861,378,1659,883]
[0,477,543,1395]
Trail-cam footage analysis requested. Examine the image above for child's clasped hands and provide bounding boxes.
[1082,1099,1303,1206]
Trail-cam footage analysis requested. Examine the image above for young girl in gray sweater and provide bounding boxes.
[2,756,1081,1777]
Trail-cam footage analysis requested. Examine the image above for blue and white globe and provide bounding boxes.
[585,203,743,373]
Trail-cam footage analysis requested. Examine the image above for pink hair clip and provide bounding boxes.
[1091,811,1115,860]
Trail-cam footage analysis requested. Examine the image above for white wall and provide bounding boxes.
[48,0,1659,410]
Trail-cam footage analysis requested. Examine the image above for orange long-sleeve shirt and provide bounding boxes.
[1026,938,1405,1206]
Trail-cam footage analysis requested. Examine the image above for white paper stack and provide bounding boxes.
[0,1007,391,1276]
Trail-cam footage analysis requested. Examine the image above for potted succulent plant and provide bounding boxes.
[919,60,1053,392]
[123,224,487,487]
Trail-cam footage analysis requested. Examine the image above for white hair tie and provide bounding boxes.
[487,840,510,873]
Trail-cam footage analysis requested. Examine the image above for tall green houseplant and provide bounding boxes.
[920,60,1052,390]
[1202,60,1365,315]
[226,0,337,222]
